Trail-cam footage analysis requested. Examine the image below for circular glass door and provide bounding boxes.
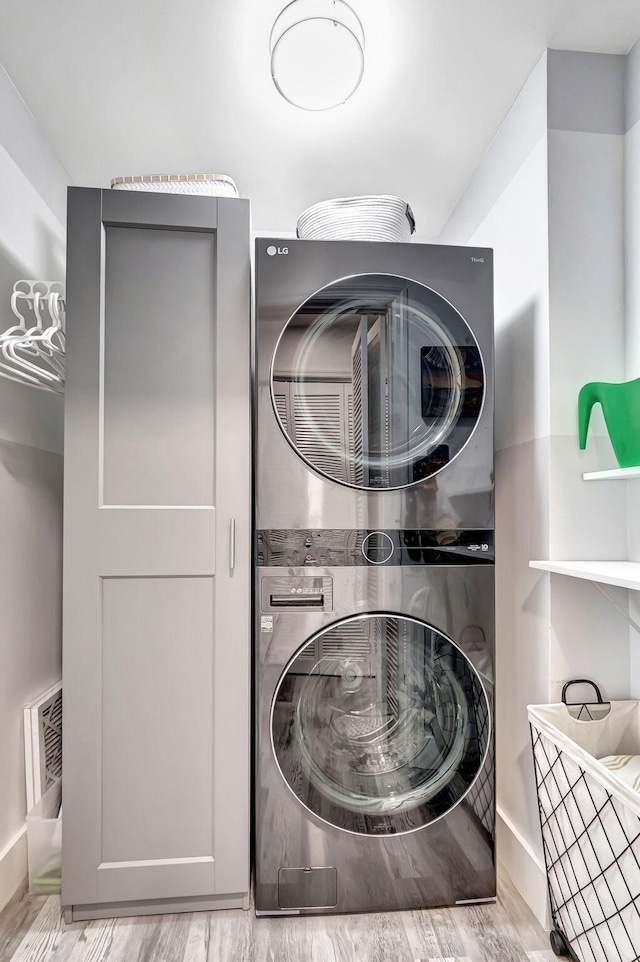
[271,613,490,836]
[271,274,485,490]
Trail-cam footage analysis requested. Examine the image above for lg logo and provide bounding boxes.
[267,245,289,256]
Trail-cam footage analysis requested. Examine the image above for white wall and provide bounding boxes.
[546,52,630,714]
[441,53,552,923]
[440,49,632,928]
[626,41,640,381]
[625,42,640,699]
[0,61,71,911]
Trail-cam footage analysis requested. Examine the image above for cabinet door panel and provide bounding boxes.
[101,576,215,864]
[62,189,250,909]
[103,226,216,507]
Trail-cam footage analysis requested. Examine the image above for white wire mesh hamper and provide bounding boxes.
[529,679,640,961]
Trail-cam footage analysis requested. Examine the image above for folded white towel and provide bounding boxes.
[598,754,640,791]
[111,173,239,197]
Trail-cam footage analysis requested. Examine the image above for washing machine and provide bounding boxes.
[254,239,495,915]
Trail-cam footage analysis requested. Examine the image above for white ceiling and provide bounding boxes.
[1,0,640,236]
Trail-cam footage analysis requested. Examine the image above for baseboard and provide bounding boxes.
[65,892,250,922]
[0,825,27,913]
[497,806,550,930]
[0,812,550,926]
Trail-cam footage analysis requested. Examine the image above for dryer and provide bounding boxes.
[254,239,495,915]
[255,238,493,533]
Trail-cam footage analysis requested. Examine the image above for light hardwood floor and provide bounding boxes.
[0,869,555,962]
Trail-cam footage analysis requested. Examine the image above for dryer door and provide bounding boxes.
[271,274,485,489]
[271,612,490,836]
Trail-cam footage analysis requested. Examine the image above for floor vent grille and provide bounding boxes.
[24,682,62,810]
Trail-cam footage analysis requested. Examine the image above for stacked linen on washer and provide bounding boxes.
[296,195,415,242]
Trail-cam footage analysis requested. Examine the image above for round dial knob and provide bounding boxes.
[362,531,395,565]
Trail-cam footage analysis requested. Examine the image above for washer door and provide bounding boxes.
[271,613,490,836]
[271,273,485,490]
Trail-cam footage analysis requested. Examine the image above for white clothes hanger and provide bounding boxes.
[2,288,31,339]
[0,361,63,393]
[2,337,63,388]
[0,281,66,394]
[23,291,66,375]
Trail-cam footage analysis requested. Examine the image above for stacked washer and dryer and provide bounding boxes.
[254,239,495,915]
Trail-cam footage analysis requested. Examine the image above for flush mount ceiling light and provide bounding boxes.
[270,0,365,111]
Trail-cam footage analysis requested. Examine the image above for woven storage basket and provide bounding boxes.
[111,173,238,197]
[529,681,640,962]
[296,195,415,242]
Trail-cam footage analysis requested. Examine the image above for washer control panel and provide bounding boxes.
[261,575,334,613]
[257,530,494,566]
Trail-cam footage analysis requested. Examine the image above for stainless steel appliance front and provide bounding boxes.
[255,239,494,532]
[254,239,495,916]
[255,563,495,915]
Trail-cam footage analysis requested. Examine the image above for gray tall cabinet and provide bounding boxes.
[62,188,251,921]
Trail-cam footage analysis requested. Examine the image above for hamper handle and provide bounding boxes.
[562,678,605,705]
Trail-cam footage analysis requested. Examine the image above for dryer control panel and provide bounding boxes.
[261,575,334,613]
